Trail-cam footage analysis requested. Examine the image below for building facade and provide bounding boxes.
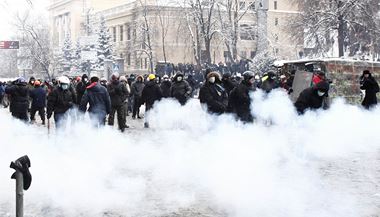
[48,0,303,74]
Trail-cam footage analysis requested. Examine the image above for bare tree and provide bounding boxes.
[291,0,380,58]
[185,0,218,64]
[14,11,54,79]
[216,0,254,62]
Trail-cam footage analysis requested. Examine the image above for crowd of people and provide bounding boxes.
[0,68,378,131]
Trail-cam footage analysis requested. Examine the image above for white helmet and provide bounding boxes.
[58,76,70,84]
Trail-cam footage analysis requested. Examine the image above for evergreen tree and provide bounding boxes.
[96,16,113,69]
[72,39,82,72]
[61,34,74,72]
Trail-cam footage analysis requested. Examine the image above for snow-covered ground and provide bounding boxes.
[0,90,379,217]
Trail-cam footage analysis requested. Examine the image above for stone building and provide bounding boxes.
[48,0,303,74]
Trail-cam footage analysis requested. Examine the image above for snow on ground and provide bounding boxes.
[0,90,379,217]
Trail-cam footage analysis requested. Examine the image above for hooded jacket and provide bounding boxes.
[131,76,145,98]
[141,80,162,109]
[47,86,76,117]
[171,74,192,105]
[360,73,379,108]
[229,80,255,122]
[294,81,329,114]
[79,82,111,115]
[30,86,47,108]
[5,84,29,113]
[199,72,228,114]
[107,80,129,107]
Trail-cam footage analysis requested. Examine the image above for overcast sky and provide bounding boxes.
[0,0,49,38]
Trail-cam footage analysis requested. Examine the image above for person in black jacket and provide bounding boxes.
[75,74,89,105]
[141,74,162,128]
[294,81,330,114]
[222,72,238,95]
[360,70,379,109]
[107,73,129,132]
[229,71,256,123]
[199,71,228,114]
[47,76,77,129]
[30,80,47,125]
[160,75,172,98]
[260,71,279,93]
[79,74,111,127]
[170,73,192,105]
[5,77,29,121]
[131,75,145,119]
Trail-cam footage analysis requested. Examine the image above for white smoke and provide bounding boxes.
[0,90,379,217]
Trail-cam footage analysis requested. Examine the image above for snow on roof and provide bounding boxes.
[274,58,380,67]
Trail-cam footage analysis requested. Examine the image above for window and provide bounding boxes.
[127,26,131,40]
[275,48,279,54]
[112,27,117,42]
[240,51,247,58]
[274,34,279,42]
[274,1,277,10]
[239,1,246,10]
[275,18,278,26]
[120,25,124,41]
[144,58,148,69]
[248,2,255,10]
[120,53,123,58]
[126,53,131,66]
[250,51,256,59]
[240,24,255,40]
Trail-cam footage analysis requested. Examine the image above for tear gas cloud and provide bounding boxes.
[0,90,379,217]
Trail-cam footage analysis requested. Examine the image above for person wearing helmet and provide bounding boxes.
[131,75,145,119]
[260,71,279,93]
[221,72,238,95]
[47,76,77,129]
[228,71,256,123]
[141,74,162,128]
[199,71,228,114]
[170,73,192,105]
[160,75,172,98]
[79,73,111,127]
[5,77,30,121]
[294,80,330,114]
[107,72,129,132]
[30,80,47,125]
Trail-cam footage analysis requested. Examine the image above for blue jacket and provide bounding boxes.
[30,87,47,108]
[79,82,111,114]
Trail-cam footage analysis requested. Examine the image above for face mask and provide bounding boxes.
[84,78,88,83]
[317,91,325,96]
[164,78,169,81]
[61,84,69,90]
[177,76,183,82]
[208,77,216,84]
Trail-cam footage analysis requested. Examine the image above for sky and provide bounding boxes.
[0,0,49,38]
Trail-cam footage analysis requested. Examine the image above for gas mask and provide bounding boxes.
[61,84,69,90]
[317,91,325,97]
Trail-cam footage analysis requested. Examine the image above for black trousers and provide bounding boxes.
[12,111,28,122]
[132,96,141,118]
[30,107,45,122]
[108,105,126,130]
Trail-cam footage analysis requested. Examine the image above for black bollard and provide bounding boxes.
[10,155,32,217]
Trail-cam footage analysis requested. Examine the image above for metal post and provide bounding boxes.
[15,171,23,217]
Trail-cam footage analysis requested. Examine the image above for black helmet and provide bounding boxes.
[223,72,232,79]
[243,71,255,81]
